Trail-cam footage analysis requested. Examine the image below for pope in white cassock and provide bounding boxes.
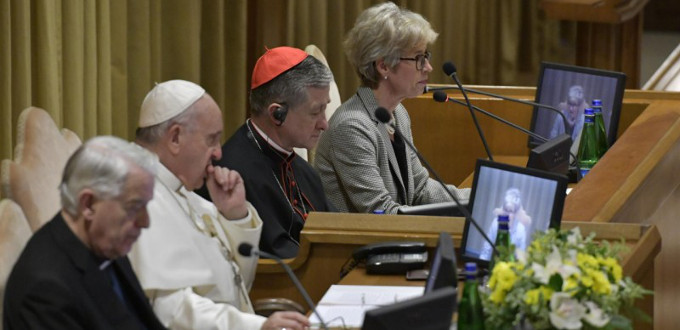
[129,80,310,330]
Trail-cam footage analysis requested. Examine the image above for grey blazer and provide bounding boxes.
[314,87,470,214]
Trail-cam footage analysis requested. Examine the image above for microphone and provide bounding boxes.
[424,85,455,93]
[374,107,499,259]
[441,62,494,161]
[424,81,569,136]
[432,90,579,170]
[433,91,550,143]
[237,243,328,330]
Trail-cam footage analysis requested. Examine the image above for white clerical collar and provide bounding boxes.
[156,162,183,192]
[249,120,292,156]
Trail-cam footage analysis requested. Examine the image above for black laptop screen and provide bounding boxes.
[424,232,457,294]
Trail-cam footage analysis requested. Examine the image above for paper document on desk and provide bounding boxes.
[309,285,424,328]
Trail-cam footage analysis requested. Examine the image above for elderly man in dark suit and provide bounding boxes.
[3,136,165,330]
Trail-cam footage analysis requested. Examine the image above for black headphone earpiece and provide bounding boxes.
[272,104,289,126]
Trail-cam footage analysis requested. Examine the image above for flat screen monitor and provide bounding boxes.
[397,201,468,217]
[361,286,457,330]
[424,232,458,293]
[460,159,567,269]
[528,62,626,155]
[526,133,572,175]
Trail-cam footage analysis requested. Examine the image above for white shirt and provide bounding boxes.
[129,163,266,329]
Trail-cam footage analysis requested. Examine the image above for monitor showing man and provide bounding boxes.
[130,80,309,329]
[197,46,336,259]
[3,136,166,329]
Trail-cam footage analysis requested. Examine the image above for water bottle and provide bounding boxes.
[592,99,608,156]
[494,215,512,254]
[489,215,514,272]
[458,262,485,330]
[577,108,599,177]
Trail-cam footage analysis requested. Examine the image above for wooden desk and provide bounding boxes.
[339,268,423,288]
[458,155,531,188]
[404,87,674,186]
[253,87,676,326]
[251,213,659,329]
[405,88,680,327]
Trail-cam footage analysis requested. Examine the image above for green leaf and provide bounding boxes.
[606,314,633,330]
[548,273,563,292]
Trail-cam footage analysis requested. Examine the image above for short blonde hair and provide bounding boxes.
[344,2,438,88]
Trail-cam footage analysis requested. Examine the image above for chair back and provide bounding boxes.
[292,45,342,163]
[0,199,32,328]
[0,107,82,231]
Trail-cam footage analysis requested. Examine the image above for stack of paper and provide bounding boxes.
[309,285,424,329]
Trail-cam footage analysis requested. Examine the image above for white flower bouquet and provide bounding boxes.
[481,227,651,329]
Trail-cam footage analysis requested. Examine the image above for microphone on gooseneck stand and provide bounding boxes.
[441,62,494,161]
[237,243,328,330]
[433,91,551,143]
[432,90,579,175]
[374,107,499,259]
[425,78,570,140]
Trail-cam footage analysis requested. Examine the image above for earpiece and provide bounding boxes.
[272,104,289,126]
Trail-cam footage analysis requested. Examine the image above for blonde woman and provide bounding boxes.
[315,2,470,214]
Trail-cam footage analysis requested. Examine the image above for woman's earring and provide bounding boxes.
[384,76,388,80]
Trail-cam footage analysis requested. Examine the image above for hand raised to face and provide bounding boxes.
[205,165,248,220]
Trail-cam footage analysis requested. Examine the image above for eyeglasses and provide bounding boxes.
[399,51,432,71]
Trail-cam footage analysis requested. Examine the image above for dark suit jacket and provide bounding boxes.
[3,213,166,330]
[197,122,335,258]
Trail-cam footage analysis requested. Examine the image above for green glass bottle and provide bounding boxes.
[495,215,512,255]
[458,262,485,330]
[488,215,514,274]
[592,99,608,156]
[578,108,599,177]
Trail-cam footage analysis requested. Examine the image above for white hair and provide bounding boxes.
[60,136,158,216]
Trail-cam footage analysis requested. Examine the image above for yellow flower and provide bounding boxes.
[493,262,518,291]
[563,276,580,294]
[581,273,594,288]
[480,227,648,329]
[488,262,518,304]
[601,257,617,268]
[577,253,598,270]
[529,239,543,253]
[524,286,553,305]
[490,287,506,304]
[612,264,622,283]
[591,270,612,295]
[600,257,622,282]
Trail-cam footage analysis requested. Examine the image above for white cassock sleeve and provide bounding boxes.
[130,172,266,329]
[151,288,265,330]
